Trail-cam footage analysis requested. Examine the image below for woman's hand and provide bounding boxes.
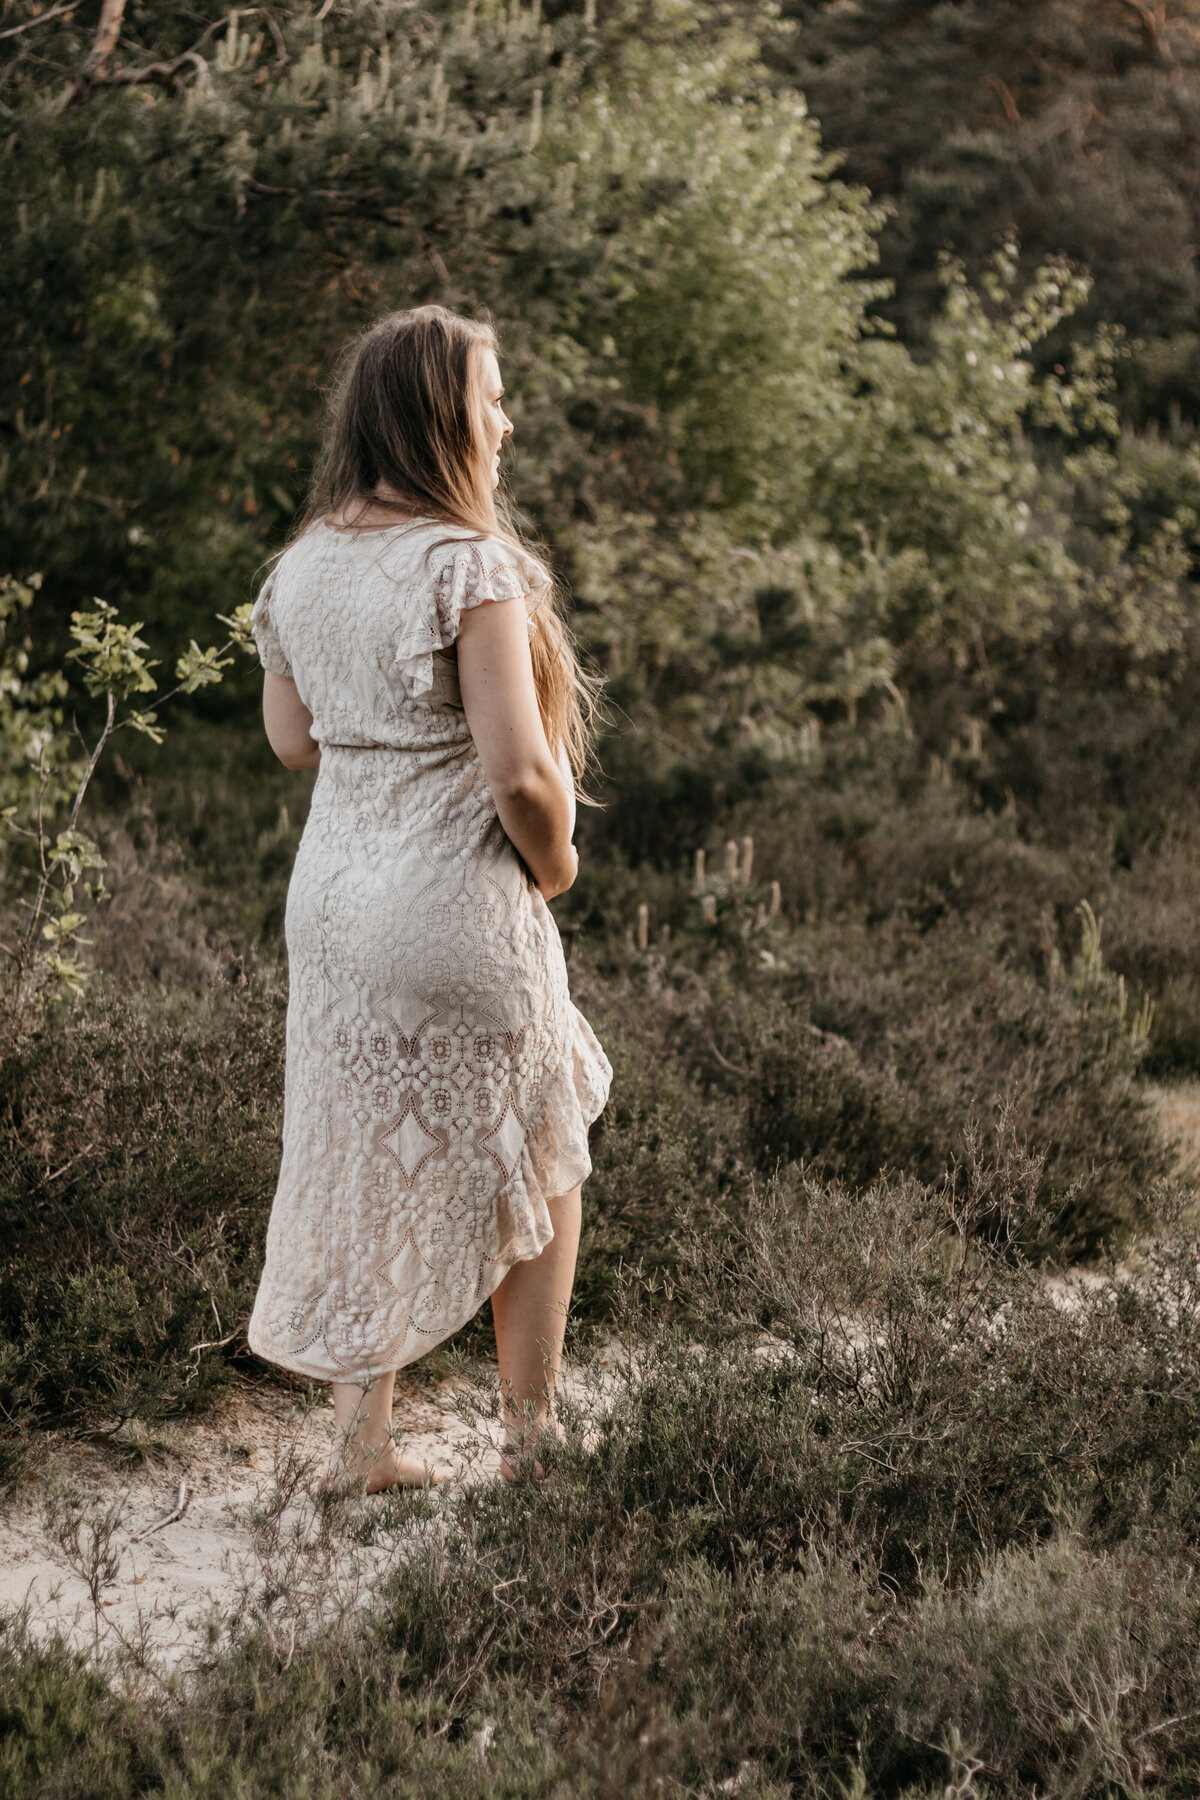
[457,596,576,897]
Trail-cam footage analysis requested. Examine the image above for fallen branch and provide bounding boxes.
[128,1478,191,1543]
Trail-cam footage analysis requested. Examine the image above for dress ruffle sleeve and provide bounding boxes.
[393,534,551,700]
[251,566,293,678]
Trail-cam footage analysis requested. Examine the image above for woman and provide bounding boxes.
[246,305,611,1491]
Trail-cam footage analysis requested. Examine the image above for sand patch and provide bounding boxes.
[0,1362,611,1675]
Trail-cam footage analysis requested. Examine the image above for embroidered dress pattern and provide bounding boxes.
[247,519,611,1381]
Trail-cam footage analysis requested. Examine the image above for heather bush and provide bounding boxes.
[568,840,1167,1253]
[4,1154,1200,1795]
[883,1537,1200,1793]
[0,970,284,1474]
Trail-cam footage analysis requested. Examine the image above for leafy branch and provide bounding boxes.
[0,581,256,1020]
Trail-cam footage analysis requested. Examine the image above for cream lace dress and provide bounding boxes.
[245,518,612,1383]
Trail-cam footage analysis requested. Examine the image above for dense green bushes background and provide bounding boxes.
[5,0,1199,726]
[7,0,1200,1792]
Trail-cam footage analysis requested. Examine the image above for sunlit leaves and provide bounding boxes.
[67,601,159,701]
[216,602,257,654]
[2,582,250,1018]
[47,830,105,880]
[175,640,233,691]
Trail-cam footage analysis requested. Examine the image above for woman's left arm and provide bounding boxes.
[263,671,321,770]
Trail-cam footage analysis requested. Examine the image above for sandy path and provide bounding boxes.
[0,1366,590,1674]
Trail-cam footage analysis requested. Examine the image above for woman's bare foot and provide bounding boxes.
[321,1441,455,1495]
[499,1415,567,1483]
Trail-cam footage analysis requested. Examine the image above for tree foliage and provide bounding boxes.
[1,0,1197,761]
[769,0,1200,421]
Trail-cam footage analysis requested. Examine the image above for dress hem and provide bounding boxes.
[247,1157,589,1386]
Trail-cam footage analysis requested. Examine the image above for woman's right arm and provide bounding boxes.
[263,671,321,770]
[456,597,577,900]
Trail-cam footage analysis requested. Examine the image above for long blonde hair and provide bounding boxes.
[300,305,597,781]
